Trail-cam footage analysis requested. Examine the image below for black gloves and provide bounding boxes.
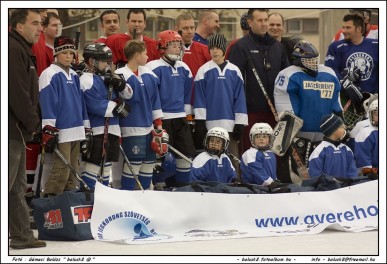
[42,125,59,153]
[232,124,244,141]
[195,120,207,147]
[80,128,93,156]
[104,72,126,92]
[113,97,131,118]
[340,68,363,111]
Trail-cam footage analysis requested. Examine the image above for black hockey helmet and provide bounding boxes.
[83,43,112,63]
[292,40,319,77]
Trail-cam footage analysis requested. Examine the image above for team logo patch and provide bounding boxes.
[346,52,373,81]
[132,146,140,155]
[44,209,63,229]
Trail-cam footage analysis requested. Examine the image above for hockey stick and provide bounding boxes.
[74,31,81,63]
[98,71,113,183]
[53,148,90,191]
[35,146,45,198]
[246,57,309,179]
[225,150,241,164]
[161,139,193,165]
[119,145,144,191]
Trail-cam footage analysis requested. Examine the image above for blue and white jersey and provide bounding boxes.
[191,152,236,183]
[115,65,163,137]
[193,60,248,132]
[347,119,370,151]
[240,148,277,186]
[39,64,89,143]
[274,65,342,132]
[308,141,358,178]
[325,38,379,94]
[145,59,192,119]
[80,72,133,137]
[354,125,378,169]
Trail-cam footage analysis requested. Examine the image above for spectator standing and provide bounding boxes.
[193,10,220,45]
[228,8,289,154]
[95,9,120,44]
[9,9,46,249]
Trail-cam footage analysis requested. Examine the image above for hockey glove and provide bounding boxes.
[110,73,127,92]
[103,70,112,88]
[41,125,59,153]
[341,67,361,83]
[112,97,131,118]
[195,120,207,147]
[361,167,378,179]
[232,124,244,141]
[151,129,169,156]
[341,78,363,111]
[80,128,93,156]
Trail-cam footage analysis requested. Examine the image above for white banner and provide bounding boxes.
[90,181,378,244]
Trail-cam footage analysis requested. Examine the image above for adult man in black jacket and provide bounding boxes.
[228,9,289,154]
[9,9,46,249]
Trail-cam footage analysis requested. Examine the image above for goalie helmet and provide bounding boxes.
[249,123,273,150]
[157,30,183,61]
[292,40,319,77]
[204,127,230,156]
[83,43,112,75]
[368,99,378,126]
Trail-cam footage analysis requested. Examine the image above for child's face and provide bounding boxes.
[253,134,270,148]
[97,60,108,72]
[371,111,378,126]
[56,51,75,66]
[136,50,148,66]
[165,41,182,55]
[330,124,347,141]
[208,137,223,151]
[210,47,224,62]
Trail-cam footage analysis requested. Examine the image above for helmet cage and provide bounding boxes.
[292,40,319,77]
[368,100,378,126]
[83,43,112,75]
[157,30,184,61]
[204,128,230,155]
[249,124,273,150]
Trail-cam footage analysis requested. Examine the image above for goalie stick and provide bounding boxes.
[247,57,309,180]
[35,146,45,198]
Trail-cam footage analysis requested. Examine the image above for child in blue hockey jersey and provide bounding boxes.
[190,127,236,183]
[240,123,277,186]
[80,43,132,189]
[354,99,378,177]
[308,114,357,178]
[39,36,90,195]
[145,30,195,185]
[194,33,247,178]
[118,40,164,190]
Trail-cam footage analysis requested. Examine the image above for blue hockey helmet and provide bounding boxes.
[292,40,319,77]
[152,152,176,185]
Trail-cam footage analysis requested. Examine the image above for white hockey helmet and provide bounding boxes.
[249,123,273,150]
[368,99,378,126]
[204,127,230,155]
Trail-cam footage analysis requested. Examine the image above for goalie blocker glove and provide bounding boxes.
[113,97,131,118]
[42,125,59,153]
[151,129,169,156]
[80,128,93,156]
[341,68,363,109]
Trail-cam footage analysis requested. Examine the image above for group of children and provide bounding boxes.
[39,30,378,195]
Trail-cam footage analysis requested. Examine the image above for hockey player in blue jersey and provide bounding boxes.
[240,123,278,186]
[145,30,195,185]
[117,40,164,190]
[191,127,236,183]
[194,33,248,179]
[325,13,378,96]
[39,36,90,195]
[273,40,343,183]
[79,43,132,189]
[354,99,378,177]
[308,114,357,178]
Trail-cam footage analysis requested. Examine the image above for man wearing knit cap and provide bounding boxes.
[307,114,357,178]
[39,35,90,196]
[193,33,248,180]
